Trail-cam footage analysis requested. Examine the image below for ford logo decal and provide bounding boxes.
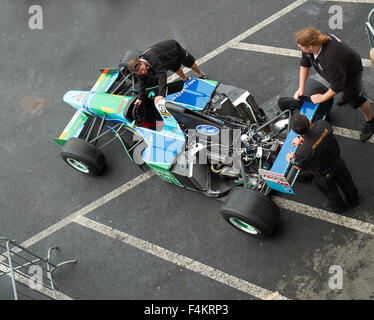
[196,125,220,136]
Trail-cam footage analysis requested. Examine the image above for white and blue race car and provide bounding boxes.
[54,52,332,238]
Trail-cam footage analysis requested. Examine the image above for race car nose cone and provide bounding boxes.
[63,90,87,109]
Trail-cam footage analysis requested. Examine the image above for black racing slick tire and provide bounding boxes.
[220,187,280,238]
[278,78,333,119]
[304,78,334,118]
[60,138,106,176]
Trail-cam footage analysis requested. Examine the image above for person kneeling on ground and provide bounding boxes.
[286,112,359,213]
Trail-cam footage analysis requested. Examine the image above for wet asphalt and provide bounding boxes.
[1,0,374,302]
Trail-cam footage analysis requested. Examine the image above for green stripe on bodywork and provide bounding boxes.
[145,162,183,186]
[93,69,119,93]
[90,94,127,116]
[205,80,218,86]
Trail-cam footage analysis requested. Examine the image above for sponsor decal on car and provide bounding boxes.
[196,125,220,136]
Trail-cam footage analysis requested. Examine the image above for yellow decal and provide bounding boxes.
[312,128,328,149]
[102,107,115,114]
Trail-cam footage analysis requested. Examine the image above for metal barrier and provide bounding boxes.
[0,237,77,300]
[365,8,374,48]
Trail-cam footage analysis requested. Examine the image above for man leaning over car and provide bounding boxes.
[294,27,374,142]
[127,39,207,107]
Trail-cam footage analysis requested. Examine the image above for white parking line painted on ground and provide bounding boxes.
[230,42,374,142]
[12,0,373,300]
[230,43,374,142]
[18,171,155,250]
[0,171,154,300]
[321,0,374,3]
[273,196,374,235]
[0,264,73,300]
[230,42,373,67]
[13,0,308,252]
[231,42,301,58]
[170,0,309,81]
[4,1,310,300]
[74,216,289,300]
[196,0,308,63]
[332,126,374,143]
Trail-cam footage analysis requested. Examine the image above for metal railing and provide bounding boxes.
[365,8,374,48]
[0,237,77,300]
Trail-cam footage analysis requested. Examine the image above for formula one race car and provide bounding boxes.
[54,51,332,238]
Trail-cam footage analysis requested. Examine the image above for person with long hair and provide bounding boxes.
[294,27,373,141]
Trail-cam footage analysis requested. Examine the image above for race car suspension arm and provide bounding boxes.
[95,114,106,144]
[84,116,97,141]
[106,124,133,160]
[253,109,292,136]
[239,158,249,188]
[89,122,122,146]
[96,123,144,160]
[240,155,270,195]
[80,115,107,145]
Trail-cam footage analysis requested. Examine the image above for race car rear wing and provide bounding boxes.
[259,101,319,194]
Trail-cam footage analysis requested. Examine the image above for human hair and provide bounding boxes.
[290,112,311,135]
[127,57,141,73]
[296,27,331,47]
[370,48,374,66]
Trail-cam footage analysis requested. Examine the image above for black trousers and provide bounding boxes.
[313,158,359,208]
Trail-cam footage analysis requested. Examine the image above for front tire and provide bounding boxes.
[61,138,106,176]
[220,187,280,238]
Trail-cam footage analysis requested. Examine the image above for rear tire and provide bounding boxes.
[304,78,334,119]
[278,78,333,119]
[220,187,280,238]
[61,138,106,176]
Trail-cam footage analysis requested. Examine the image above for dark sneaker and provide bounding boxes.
[198,72,207,79]
[359,122,374,142]
[336,94,349,106]
[323,202,348,214]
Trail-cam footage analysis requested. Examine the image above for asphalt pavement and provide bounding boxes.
[1,0,374,304]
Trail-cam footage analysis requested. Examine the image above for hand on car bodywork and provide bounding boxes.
[286,150,302,170]
[134,99,143,107]
[311,94,326,104]
[154,96,164,104]
[286,150,295,163]
[293,88,304,100]
[291,136,304,147]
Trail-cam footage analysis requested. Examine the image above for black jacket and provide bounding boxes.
[294,120,341,173]
[137,40,183,100]
[300,34,363,93]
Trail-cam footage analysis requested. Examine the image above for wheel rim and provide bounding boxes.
[229,217,260,235]
[66,158,90,174]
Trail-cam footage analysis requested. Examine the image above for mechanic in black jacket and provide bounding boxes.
[127,40,207,107]
[286,112,359,213]
[294,27,374,141]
